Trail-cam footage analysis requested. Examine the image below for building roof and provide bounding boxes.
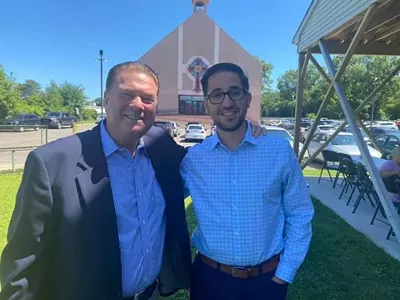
[293,0,400,55]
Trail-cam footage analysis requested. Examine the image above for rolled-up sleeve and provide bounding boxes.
[275,142,314,283]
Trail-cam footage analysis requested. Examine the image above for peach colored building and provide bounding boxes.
[138,0,262,121]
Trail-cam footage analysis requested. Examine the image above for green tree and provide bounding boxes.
[17,79,42,99]
[42,81,63,113]
[58,82,88,115]
[94,97,102,106]
[0,66,20,118]
[255,57,274,117]
[81,108,98,121]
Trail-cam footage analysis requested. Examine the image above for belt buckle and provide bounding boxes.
[231,266,247,278]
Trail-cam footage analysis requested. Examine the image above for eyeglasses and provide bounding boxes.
[206,88,247,105]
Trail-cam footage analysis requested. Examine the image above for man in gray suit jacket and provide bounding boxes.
[0,62,191,300]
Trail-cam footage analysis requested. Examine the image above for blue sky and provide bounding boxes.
[0,0,310,100]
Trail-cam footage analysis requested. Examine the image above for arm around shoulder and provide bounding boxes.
[0,150,55,299]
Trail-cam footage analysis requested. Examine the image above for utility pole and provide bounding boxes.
[94,50,109,118]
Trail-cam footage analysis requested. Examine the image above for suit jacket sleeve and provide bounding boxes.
[0,150,54,300]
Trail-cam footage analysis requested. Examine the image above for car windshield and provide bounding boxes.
[331,135,357,146]
[6,114,22,120]
[46,112,61,117]
[188,125,202,130]
[267,129,293,141]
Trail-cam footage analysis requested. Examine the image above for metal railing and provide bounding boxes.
[0,125,49,172]
[0,147,37,172]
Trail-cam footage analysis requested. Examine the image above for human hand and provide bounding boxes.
[250,122,267,138]
[271,276,288,285]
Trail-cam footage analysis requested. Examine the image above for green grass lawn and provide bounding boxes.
[1,172,400,299]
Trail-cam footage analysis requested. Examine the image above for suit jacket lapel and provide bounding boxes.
[75,124,122,295]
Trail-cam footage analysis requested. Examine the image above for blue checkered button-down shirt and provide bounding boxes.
[180,122,314,283]
[100,122,166,296]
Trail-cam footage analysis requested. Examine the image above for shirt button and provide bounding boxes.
[142,220,146,225]
[233,205,238,210]
[146,249,149,253]
[235,231,239,236]
[139,192,142,196]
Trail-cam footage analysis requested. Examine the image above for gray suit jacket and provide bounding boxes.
[0,125,191,300]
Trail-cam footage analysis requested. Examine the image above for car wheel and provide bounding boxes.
[19,127,25,132]
[57,122,62,129]
[34,124,40,131]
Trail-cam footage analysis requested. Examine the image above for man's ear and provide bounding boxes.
[204,98,209,114]
[247,92,252,109]
[104,91,109,109]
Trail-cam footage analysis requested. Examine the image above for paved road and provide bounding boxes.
[0,124,199,171]
[0,123,320,171]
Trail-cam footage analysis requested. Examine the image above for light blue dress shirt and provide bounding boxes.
[100,122,166,296]
[180,122,314,283]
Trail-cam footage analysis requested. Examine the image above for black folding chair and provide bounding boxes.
[334,153,353,189]
[318,150,340,184]
[373,178,400,240]
[351,163,377,214]
[340,158,360,203]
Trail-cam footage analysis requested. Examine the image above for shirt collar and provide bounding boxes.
[207,120,260,151]
[100,120,145,157]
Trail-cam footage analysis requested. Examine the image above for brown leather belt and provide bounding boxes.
[198,253,280,279]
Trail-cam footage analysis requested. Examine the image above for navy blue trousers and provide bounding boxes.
[190,256,288,300]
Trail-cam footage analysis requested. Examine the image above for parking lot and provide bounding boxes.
[0,123,203,171]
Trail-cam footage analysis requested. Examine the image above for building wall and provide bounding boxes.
[298,0,377,52]
[218,28,262,121]
[139,11,262,121]
[139,28,179,113]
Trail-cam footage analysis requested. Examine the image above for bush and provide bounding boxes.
[306,113,316,119]
[80,108,98,121]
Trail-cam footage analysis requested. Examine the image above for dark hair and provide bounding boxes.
[200,62,249,96]
[105,61,160,94]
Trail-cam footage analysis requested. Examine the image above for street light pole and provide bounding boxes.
[94,50,109,118]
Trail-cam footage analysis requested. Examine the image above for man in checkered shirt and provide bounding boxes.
[181,63,314,300]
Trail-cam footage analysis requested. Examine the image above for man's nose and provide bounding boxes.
[129,96,144,109]
[220,93,234,107]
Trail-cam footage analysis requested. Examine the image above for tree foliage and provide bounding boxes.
[0,65,89,119]
[260,55,400,120]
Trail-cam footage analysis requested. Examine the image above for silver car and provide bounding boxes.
[308,132,381,163]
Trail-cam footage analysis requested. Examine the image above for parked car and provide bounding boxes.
[262,126,308,157]
[0,113,40,132]
[303,125,336,141]
[169,121,180,137]
[308,132,381,163]
[368,127,399,138]
[153,120,174,136]
[41,112,78,129]
[395,120,400,129]
[185,121,202,129]
[344,127,372,145]
[210,124,216,136]
[375,132,400,157]
[185,124,207,142]
[364,121,398,130]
